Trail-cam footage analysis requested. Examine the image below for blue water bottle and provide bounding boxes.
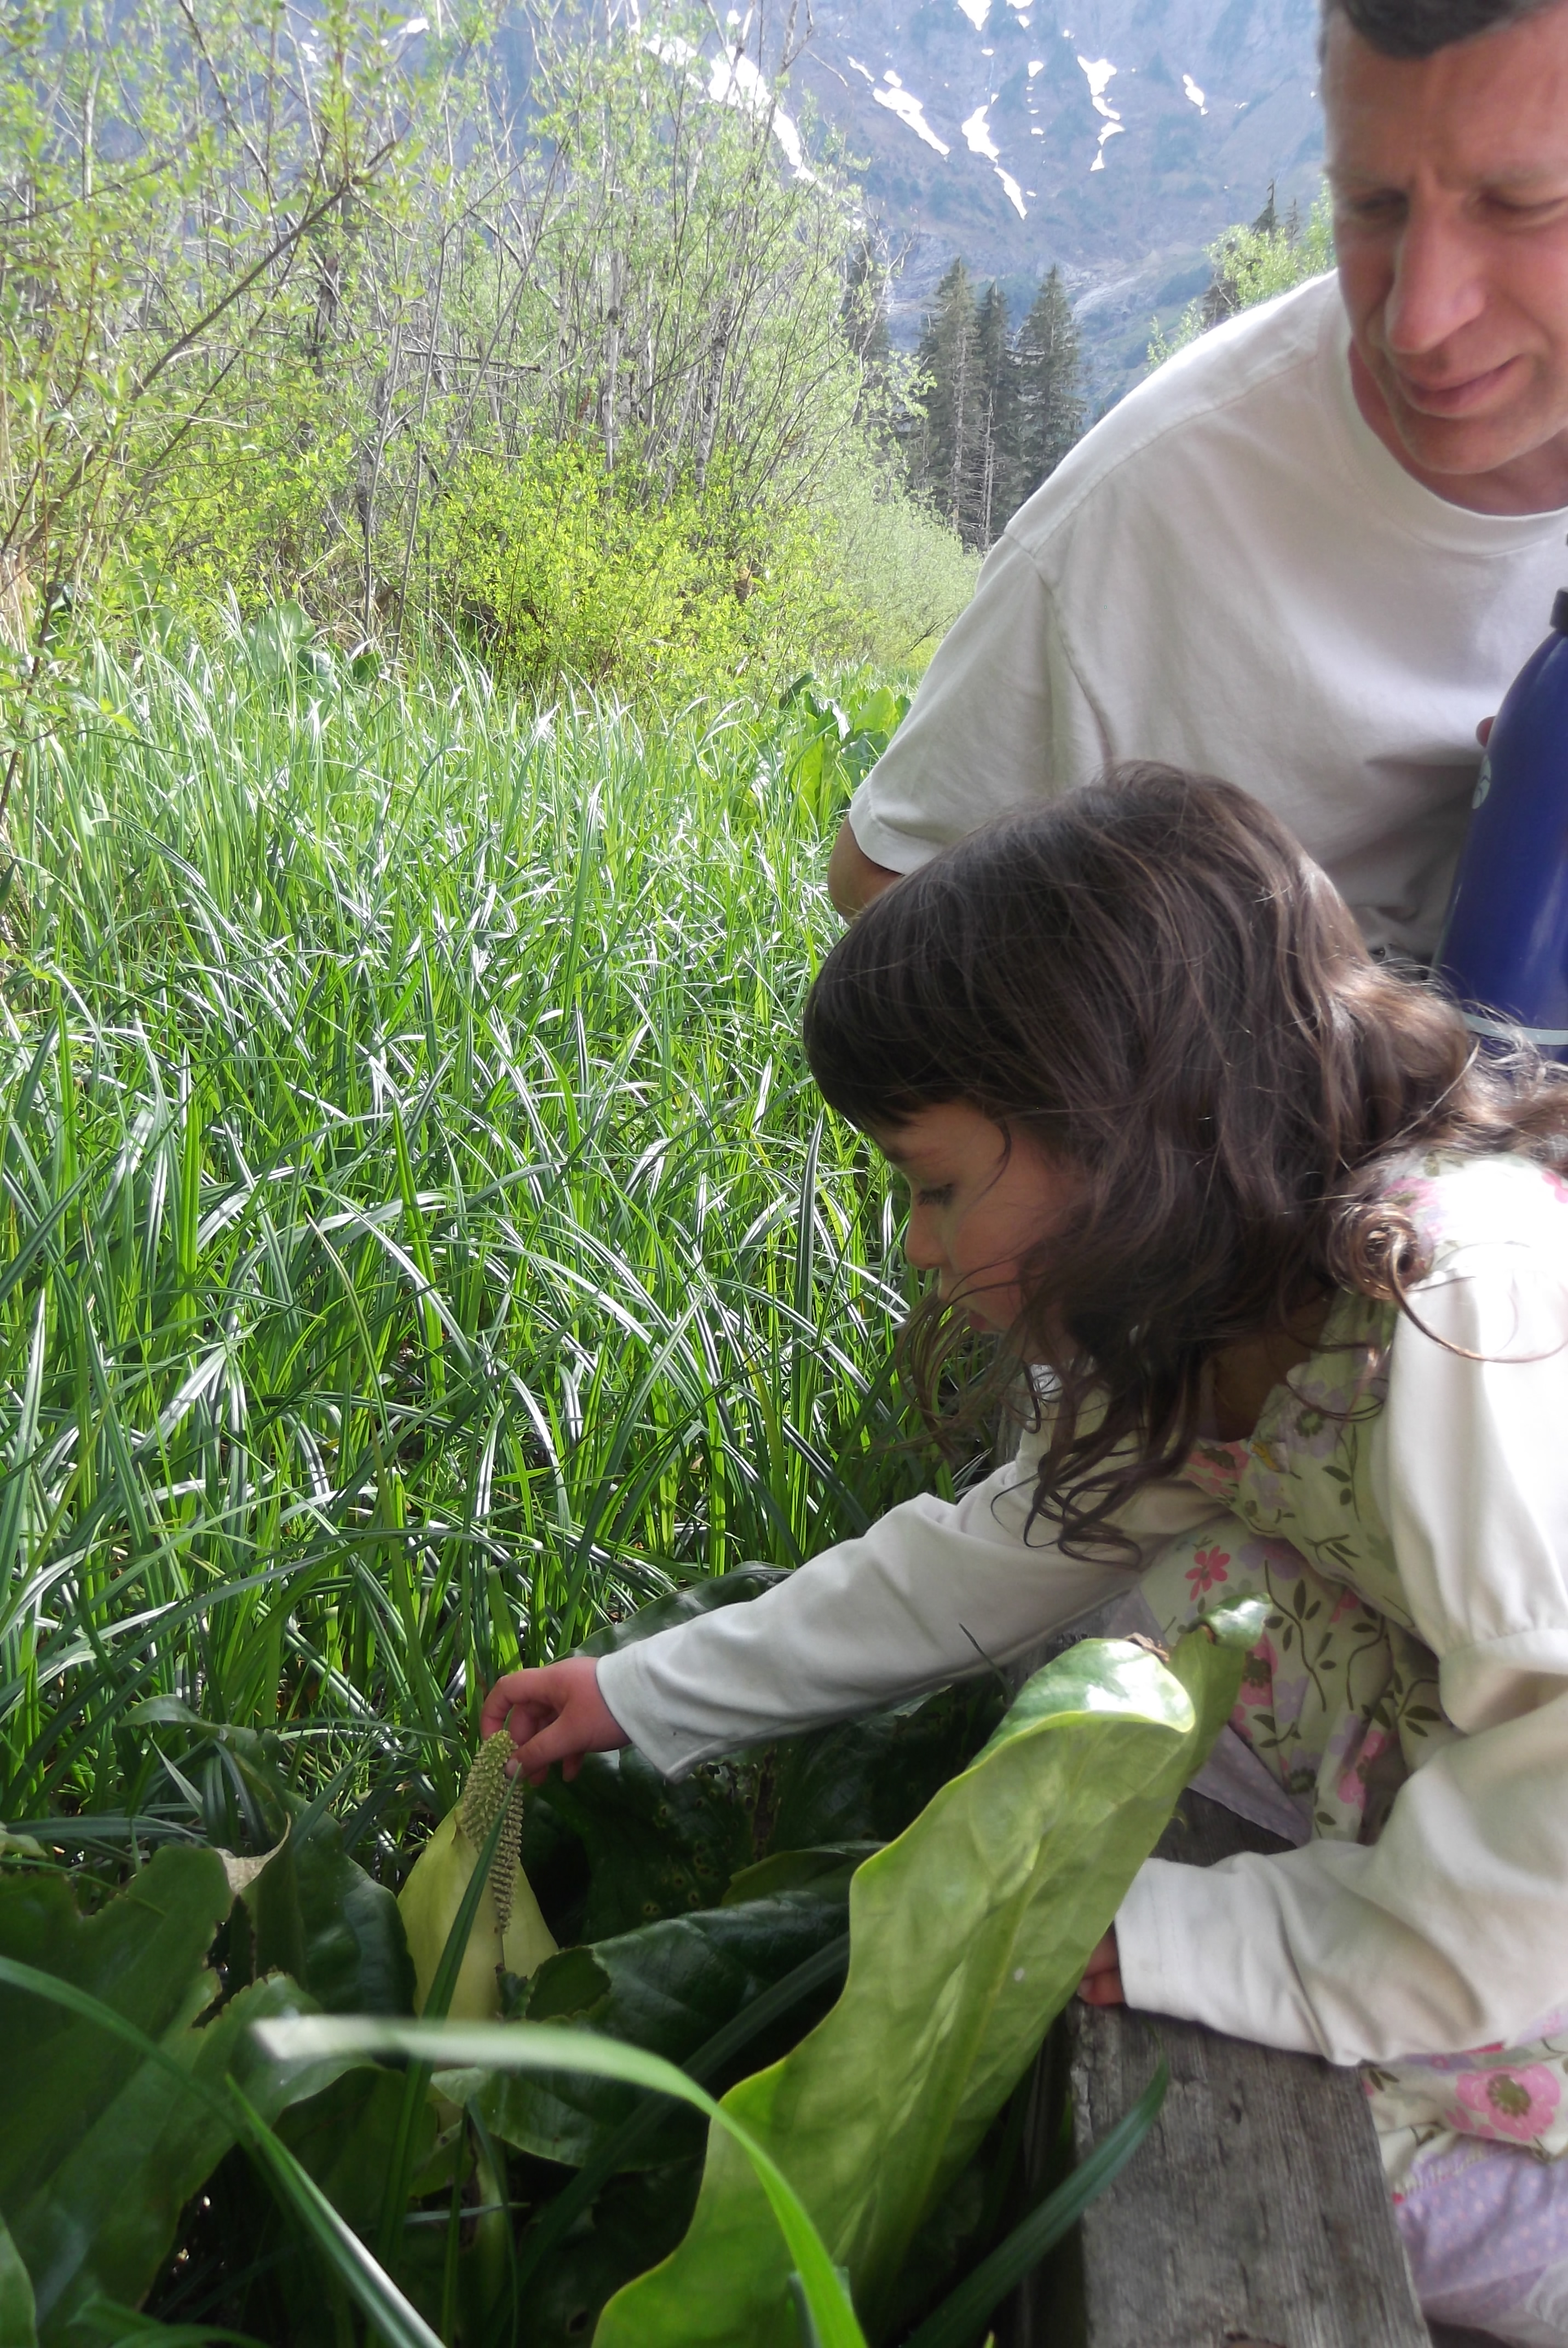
[1434,588,1568,1062]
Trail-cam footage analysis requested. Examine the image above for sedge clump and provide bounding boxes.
[399,1730,557,2017]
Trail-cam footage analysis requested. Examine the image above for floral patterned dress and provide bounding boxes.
[1132,1162,1568,2217]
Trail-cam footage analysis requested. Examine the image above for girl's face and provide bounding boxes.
[874,1100,1083,1333]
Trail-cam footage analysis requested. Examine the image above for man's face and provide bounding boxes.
[1324,1,1568,499]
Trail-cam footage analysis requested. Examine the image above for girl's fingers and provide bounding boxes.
[1076,1927,1123,2005]
[512,1710,590,1786]
[480,1672,534,1740]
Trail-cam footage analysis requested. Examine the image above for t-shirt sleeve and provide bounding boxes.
[595,1458,1220,1780]
[844,528,1107,874]
[1117,1234,1568,2063]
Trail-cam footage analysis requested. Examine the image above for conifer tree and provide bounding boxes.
[972,280,1016,549]
[1013,266,1085,507]
[910,258,981,538]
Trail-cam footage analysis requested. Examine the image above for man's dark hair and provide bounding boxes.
[1325,0,1564,60]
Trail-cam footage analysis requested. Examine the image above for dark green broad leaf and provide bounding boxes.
[528,1571,1004,1942]
[275,2062,437,2236]
[574,1567,789,1659]
[477,1888,851,2168]
[525,1745,763,1944]
[243,1807,415,2018]
[516,2161,704,2348]
[0,1846,353,2344]
[0,1848,234,2216]
[522,1569,793,1943]
[0,2209,37,2348]
[125,1701,413,2018]
[766,1679,1006,1852]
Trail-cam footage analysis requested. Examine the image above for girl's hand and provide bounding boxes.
[481,1656,630,1785]
[1076,1928,1124,2006]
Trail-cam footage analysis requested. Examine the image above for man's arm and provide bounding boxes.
[827,816,900,917]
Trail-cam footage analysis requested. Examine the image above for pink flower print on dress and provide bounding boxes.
[1544,1167,1568,1211]
[1452,2064,1562,2143]
[1235,1640,1275,1709]
[1185,1545,1230,1597]
[1336,1722,1393,1808]
[1179,1441,1248,1503]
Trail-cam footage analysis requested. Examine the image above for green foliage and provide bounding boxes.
[0,1540,1241,2342]
[596,1612,1262,2345]
[1148,187,1335,368]
[814,453,980,672]
[779,677,912,828]
[428,441,845,698]
[0,620,950,1840]
[0,1846,354,2343]
[258,2012,874,2348]
[0,1,969,706]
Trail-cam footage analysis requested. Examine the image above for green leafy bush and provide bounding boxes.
[426,443,845,699]
[1148,189,1335,368]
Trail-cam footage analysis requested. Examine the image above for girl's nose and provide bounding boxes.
[902,1205,943,1273]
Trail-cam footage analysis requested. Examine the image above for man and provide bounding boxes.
[830,0,1568,960]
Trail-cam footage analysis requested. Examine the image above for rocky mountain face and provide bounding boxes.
[787,0,1328,404]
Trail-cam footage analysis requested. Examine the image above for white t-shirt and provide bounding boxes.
[848,274,1568,960]
[596,1154,1568,2068]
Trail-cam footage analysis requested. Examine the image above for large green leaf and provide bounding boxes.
[0,1846,351,2344]
[0,2209,38,2348]
[245,1808,415,2017]
[595,1610,1263,2347]
[523,1674,1002,1947]
[0,1849,233,2214]
[527,1748,762,1942]
[125,1705,414,2018]
[254,2015,871,2348]
[477,1887,851,2166]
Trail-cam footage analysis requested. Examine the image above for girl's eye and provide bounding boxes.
[915,1184,954,1207]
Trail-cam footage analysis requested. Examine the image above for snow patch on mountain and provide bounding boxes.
[874,70,951,157]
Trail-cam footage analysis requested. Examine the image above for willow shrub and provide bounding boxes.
[0,620,946,1842]
[426,442,854,699]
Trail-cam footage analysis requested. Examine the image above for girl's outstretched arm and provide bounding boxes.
[482,1656,630,1784]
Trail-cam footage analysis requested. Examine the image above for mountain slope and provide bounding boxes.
[789,0,1327,401]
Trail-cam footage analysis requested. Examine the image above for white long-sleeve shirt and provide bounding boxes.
[596,1154,1568,2067]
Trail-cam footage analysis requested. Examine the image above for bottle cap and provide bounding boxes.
[1554,588,1568,634]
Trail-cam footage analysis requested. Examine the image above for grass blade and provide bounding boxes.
[255,2015,869,2348]
[900,2047,1171,2348]
[510,1930,852,2292]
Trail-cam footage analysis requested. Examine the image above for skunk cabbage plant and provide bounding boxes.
[595,1603,1265,2347]
[399,1732,556,2018]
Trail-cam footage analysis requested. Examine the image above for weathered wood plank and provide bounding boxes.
[1026,1789,1432,2347]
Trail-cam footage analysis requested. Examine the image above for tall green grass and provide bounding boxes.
[0,624,939,1852]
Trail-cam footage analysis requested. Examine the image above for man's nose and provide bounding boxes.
[1382,197,1488,358]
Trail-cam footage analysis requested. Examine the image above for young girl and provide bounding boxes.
[482,766,1568,2347]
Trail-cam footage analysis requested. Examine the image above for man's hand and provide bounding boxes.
[481,1656,630,1785]
[1076,1927,1125,2007]
[827,815,900,918]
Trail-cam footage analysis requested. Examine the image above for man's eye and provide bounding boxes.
[915,1184,954,1207]
[1484,192,1568,222]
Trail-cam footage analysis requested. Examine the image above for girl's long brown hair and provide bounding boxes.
[803,767,1568,1555]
